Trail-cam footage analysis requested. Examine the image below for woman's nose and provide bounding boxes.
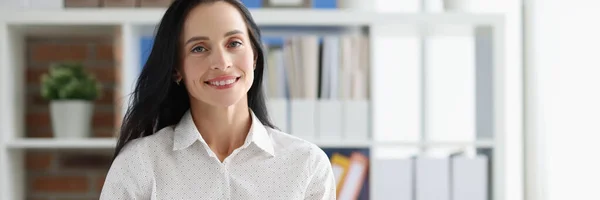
[210,48,232,70]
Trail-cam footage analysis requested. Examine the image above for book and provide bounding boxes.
[322,148,370,200]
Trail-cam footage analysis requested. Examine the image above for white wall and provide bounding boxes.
[526,0,600,199]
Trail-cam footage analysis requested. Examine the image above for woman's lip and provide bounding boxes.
[205,77,240,89]
[205,75,239,82]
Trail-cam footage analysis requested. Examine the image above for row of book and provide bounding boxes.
[262,35,370,140]
[262,35,370,100]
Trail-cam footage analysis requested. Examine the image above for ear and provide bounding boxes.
[173,70,183,84]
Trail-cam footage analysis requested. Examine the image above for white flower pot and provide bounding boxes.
[50,100,94,138]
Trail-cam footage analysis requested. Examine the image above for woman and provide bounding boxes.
[99,0,336,199]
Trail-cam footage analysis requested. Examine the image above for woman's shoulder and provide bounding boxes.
[103,127,175,199]
[114,125,176,158]
[266,128,329,160]
[267,128,314,147]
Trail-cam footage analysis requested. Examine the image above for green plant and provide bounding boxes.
[40,62,102,101]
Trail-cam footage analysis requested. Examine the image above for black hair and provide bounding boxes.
[113,0,275,161]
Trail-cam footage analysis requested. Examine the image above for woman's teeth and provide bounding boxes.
[209,78,236,86]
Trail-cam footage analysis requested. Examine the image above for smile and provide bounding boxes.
[204,76,241,89]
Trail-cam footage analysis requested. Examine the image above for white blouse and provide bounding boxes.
[100,110,336,200]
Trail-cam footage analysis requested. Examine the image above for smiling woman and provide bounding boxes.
[99,0,336,199]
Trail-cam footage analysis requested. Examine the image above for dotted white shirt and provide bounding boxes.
[100,109,337,200]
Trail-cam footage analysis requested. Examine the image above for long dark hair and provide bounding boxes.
[113,0,275,161]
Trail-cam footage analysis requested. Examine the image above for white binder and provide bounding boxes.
[416,157,450,200]
[316,99,342,140]
[290,99,316,141]
[372,158,414,200]
[342,100,369,140]
[267,98,289,133]
[452,155,488,200]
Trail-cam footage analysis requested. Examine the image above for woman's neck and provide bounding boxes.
[189,99,252,162]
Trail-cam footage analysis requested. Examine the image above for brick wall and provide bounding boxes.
[25,150,113,200]
[25,36,118,199]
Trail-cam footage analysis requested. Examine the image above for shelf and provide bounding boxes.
[374,140,496,148]
[314,140,373,148]
[5,138,116,149]
[3,138,494,149]
[0,8,503,27]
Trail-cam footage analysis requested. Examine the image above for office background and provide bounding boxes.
[0,0,598,200]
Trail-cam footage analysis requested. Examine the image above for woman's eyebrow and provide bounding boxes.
[185,30,244,45]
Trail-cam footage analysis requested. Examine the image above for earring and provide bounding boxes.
[176,79,181,85]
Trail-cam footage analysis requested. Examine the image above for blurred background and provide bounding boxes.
[0,0,598,200]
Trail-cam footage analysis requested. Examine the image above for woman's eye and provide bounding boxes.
[191,46,207,53]
[228,41,242,48]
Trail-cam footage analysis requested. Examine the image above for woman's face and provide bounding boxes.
[178,2,255,108]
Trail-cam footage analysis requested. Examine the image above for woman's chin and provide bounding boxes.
[210,100,242,108]
[189,84,249,108]
[196,95,245,108]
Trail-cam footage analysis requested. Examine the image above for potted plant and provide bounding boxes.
[40,62,102,139]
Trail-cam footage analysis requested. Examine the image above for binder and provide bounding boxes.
[317,36,343,140]
[290,99,316,140]
[330,153,351,196]
[317,99,342,140]
[372,158,414,200]
[267,98,289,133]
[341,36,370,141]
[337,152,369,200]
[416,157,451,200]
[342,100,369,140]
[451,155,488,200]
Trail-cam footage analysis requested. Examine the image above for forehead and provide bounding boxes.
[182,2,248,38]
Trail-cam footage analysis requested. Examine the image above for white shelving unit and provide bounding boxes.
[0,8,510,200]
